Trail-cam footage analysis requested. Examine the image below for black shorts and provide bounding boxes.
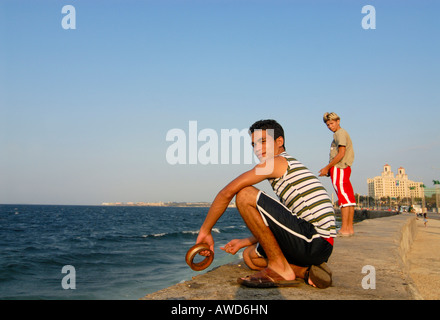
[255,191,333,267]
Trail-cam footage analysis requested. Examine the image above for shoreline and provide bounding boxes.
[142,213,439,300]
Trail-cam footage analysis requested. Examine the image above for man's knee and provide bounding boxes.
[236,186,259,208]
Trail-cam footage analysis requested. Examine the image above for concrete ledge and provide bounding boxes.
[407,217,440,299]
[142,215,419,300]
[335,208,399,220]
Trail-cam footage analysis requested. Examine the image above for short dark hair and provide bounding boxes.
[249,119,285,149]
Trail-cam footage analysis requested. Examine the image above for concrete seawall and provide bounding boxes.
[335,208,399,220]
[142,213,434,300]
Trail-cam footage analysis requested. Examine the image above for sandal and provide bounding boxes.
[304,263,332,289]
[237,268,301,288]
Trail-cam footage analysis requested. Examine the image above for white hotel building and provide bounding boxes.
[367,164,424,200]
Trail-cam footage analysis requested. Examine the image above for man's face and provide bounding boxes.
[326,120,340,133]
[251,130,282,161]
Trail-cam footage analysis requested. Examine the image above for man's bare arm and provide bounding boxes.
[196,156,287,251]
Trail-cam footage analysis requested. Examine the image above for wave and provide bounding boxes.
[141,227,230,239]
[143,233,166,238]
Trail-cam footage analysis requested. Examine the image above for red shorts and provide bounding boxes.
[329,166,356,207]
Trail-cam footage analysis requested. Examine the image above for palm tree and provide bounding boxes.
[434,180,440,213]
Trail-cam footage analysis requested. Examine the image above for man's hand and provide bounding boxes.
[220,239,243,255]
[196,232,214,256]
[220,237,257,255]
[318,167,329,177]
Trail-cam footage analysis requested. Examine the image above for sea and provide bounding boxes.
[0,204,341,300]
[0,204,251,300]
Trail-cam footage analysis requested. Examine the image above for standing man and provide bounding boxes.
[319,112,356,236]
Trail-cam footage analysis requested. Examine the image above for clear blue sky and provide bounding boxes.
[1,0,439,205]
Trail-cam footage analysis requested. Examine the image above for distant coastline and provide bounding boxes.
[101,201,236,208]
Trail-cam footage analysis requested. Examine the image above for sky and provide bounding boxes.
[1,0,439,205]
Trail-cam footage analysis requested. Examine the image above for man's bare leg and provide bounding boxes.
[348,206,354,233]
[235,186,295,281]
[243,243,317,287]
[339,205,354,235]
[243,245,266,270]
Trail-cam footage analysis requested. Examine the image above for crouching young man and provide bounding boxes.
[195,120,336,288]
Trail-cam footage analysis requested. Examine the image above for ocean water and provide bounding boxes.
[0,204,251,300]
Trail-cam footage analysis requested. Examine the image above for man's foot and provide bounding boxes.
[337,228,354,236]
[337,231,354,237]
[238,268,301,288]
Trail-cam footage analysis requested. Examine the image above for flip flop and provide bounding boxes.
[304,263,332,289]
[237,268,301,288]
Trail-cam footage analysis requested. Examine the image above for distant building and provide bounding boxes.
[367,164,424,200]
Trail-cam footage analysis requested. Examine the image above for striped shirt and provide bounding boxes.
[268,152,337,238]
